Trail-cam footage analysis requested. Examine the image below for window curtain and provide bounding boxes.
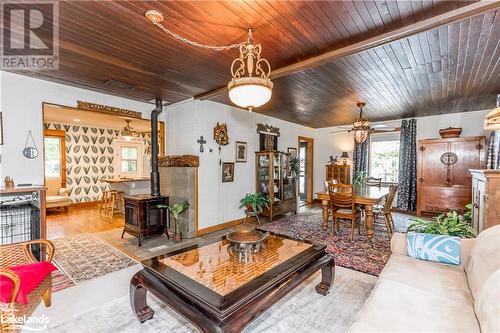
[397,119,417,211]
[353,140,369,178]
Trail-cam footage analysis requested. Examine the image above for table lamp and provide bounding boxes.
[341,152,349,165]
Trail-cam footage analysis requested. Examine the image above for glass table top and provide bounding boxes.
[158,235,313,296]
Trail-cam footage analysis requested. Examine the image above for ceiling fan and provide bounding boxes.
[329,102,400,143]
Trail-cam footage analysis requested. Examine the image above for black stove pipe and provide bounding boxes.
[150,98,163,197]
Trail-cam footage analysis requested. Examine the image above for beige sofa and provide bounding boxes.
[349,225,500,333]
[45,178,71,210]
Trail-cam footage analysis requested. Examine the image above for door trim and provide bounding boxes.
[44,129,67,187]
[298,136,314,204]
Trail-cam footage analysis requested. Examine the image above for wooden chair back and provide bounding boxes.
[365,177,382,186]
[324,178,340,191]
[327,183,355,211]
[384,185,398,214]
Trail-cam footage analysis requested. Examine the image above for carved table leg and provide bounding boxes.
[315,255,335,296]
[365,204,374,240]
[130,271,155,323]
[321,200,329,230]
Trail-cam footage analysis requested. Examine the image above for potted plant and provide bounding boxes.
[160,200,190,243]
[353,171,366,186]
[289,157,300,178]
[407,206,477,238]
[239,193,269,214]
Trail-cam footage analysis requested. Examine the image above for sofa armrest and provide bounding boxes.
[390,233,407,255]
[459,238,475,268]
[58,188,69,197]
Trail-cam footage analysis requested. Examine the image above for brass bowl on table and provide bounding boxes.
[226,230,269,263]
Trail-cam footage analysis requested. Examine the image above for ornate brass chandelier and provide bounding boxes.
[121,119,138,141]
[352,102,371,144]
[227,30,272,112]
[145,10,273,112]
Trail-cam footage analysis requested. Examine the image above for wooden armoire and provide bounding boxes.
[417,136,485,215]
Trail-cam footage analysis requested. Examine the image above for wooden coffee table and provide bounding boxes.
[130,230,335,333]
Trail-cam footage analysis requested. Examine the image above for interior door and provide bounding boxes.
[299,141,307,201]
[44,129,66,194]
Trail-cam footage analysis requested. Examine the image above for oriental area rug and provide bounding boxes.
[51,233,137,286]
[259,209,414,276]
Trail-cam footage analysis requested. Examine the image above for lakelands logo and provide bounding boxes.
[1,1,59,70]
[0,307,49,331]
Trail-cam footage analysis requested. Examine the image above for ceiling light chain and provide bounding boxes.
[145,9,273,111]
[145,10,244,51]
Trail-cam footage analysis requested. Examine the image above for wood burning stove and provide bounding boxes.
[122,194,168,246]
[122,99,169,246]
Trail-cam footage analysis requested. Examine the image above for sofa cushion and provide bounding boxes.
[348,278,480,333]
[474,269,500,333]
[466,225,500,300]
[380,254,473,303]
[406,232,461,265]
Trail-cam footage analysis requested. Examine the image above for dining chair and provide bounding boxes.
[374,185,398,236]
[327,183,361,241]
[364,177,382,187]
[324,177,340,191]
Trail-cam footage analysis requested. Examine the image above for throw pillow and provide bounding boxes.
[407,232,461,265]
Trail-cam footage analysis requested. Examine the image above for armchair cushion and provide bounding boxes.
[58,187,69,197]
[0,262,57,304]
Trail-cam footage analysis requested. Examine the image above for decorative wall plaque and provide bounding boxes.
[77,101,142,119]
[257,123,279,151]
[256,123,280,136]
[214,122,229,146]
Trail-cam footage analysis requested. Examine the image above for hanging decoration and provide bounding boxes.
[23,130,39,159]
[145,10,273,112]
[214,122,229,146]
[197,136,207,153]
[352,102,371,144]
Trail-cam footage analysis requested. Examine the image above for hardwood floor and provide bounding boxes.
[46,205,124,240]
[46,203,317,240]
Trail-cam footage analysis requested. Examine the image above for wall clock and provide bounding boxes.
[214,122,229,146]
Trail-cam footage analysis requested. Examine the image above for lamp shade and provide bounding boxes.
[341,152,349,158]
[228,77,273,110]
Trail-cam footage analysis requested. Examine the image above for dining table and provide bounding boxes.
[316,185,390,240]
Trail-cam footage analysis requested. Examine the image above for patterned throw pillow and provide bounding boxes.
[406,232,461,265]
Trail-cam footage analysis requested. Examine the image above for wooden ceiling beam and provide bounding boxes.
[194,1,500,101]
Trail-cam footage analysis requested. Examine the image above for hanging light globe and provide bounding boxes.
[352,102,371,144]
[227,29,273,112]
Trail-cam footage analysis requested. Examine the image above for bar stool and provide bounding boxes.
[99,190,115,219]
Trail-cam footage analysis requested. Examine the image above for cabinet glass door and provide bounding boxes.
[257,154,270,194]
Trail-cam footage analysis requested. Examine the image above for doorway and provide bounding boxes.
[298,136,314,205]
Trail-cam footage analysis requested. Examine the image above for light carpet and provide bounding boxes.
[47,266,377,333]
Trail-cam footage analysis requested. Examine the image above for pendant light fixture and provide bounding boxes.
[145,10,273,112]
[352,102,371,144]
[121,119,137,141]
[227,29,273,112]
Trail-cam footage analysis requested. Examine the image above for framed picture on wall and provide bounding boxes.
[222,162,234,182]
[235,141,247,163]
[287,147,297,158]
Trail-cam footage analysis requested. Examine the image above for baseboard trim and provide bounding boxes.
[70,201,100,208]
[197,218,244,236]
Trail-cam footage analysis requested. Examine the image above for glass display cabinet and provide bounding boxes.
[255,151,297,221]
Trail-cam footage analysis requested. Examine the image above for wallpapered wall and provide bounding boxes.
[44,122,151,203]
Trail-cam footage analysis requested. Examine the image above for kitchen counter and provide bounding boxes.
[101,178,151,195]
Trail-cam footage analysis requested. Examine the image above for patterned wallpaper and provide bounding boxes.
[44,122,151,203]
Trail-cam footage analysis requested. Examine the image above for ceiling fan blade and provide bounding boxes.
[330,129,351,134]
[371,127,400,133]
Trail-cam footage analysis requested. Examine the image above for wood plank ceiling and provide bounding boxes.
[5,1,499,128]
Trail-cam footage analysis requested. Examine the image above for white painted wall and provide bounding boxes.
[314,109,491,196]
[0,71,153,185]
[164,99,315,229]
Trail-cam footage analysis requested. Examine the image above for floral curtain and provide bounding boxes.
[397,119,417,211]
[353,140,369,178]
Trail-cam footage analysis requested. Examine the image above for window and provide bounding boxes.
[121,147,138,173]
[114,139,144,178]
[44,137,61,178]
[369,133,400,183]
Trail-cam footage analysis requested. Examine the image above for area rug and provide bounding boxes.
[259,209,415,276]
[51,233,137,283]
[47,266,377,333]
[51,263,75,293]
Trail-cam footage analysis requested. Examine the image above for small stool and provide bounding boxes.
[243,209,262,225]
[99,190,116,219]
[112,190,125,214]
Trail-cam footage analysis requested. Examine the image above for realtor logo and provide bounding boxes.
[1,1,59,70]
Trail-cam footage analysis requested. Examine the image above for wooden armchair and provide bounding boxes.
[0,240,55,331]
[374,185,398,236]
[328,183,361,241]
